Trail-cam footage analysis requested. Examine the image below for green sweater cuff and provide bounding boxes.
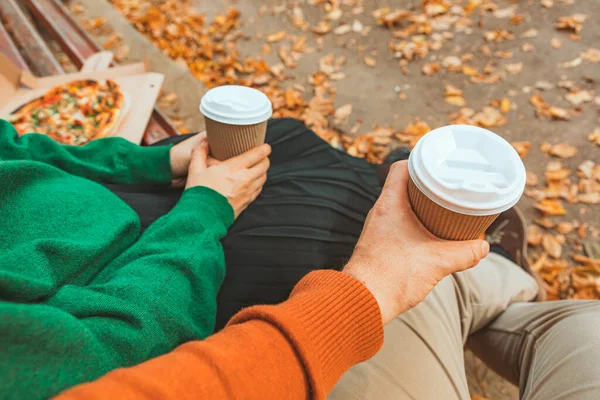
[117,143,173,184]
[176,186,235,229]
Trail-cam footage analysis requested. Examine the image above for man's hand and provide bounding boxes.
[343,160,489,325]
[185,139,271,218]
[170,132,207,187]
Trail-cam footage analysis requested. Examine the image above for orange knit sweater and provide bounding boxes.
[55,270,384,399]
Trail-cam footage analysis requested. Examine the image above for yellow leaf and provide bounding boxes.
[500,98,510,113]
[364,56,377,67]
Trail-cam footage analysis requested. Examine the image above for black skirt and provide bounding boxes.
[104,118,381,329]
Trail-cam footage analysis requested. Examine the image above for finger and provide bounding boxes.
[245,157,270,180]
[250,185,263,203]
[382,160,410,194]
[181,131,206,148]
[438,240,490,274]
[228,144,272,169]
[189,140,209,171]
[248,173,267,193]
[171,178,186,188]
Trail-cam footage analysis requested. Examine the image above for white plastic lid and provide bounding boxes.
[408,124,526,216]
[199,85,273,125]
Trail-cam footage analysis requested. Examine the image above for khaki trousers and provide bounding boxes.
[330,253,600,400]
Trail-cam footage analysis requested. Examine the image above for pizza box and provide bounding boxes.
[0,51,164,144]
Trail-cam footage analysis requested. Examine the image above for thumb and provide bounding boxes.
[189,140,209,171]
[438,239,490,274]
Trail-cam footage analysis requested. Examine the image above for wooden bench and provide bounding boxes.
[0,0,179,145]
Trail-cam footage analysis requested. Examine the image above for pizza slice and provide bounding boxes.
[8,79,125,145]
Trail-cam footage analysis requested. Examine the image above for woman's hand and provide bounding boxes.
[343,160,489,325]
[185,138,271,218]
[170,132,207,187]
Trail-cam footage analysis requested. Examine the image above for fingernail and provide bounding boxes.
[481,241,490,255]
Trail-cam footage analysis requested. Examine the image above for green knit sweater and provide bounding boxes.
[0,119,234,399]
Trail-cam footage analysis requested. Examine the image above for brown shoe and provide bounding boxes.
[485,207,548,301]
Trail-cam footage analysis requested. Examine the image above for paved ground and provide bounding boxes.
[196,0,599,232]
[72,0,599,398]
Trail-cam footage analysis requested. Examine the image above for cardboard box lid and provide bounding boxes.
[0,51,164,144]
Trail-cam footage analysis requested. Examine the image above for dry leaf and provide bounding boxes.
[528,225,543,246]
[547,143,578,158]
[102,33,122,50]
[549,107,570,120]
[352,19,364,33]
[422,63,441,76]
[556,14,588,34]
[473,107,507,127]
[312,21,331,34]
[504,63,523,74]
[161,92,178,104]
[334,104,353,121]
[588,127,600,146]
[535,81,555,90]
[326,8,342,21]
[378,9,412,26]
[442,56,462,71]
[542,234,562,258]
[535,199,567,215]
[500,98,510,114]
[334,24,351,35]
[445,84,462,97]
[521,28,538,38]
[565,89,592,106]
[445,96,467,106]
[114,45,130,62]
[484,29,514,42]
[545,161,571,180]
[527,170,539,186]
[541,0,553,7]
[364,56,377,67]
[536,217,557,229]
[580,48,600,63]
[556,222,575,234]
[521,43,535,52]
[462,65,478,76]
[530,94,570,120]
[511,141,531,159]
[266,31,286,43]
[559,57,582,68]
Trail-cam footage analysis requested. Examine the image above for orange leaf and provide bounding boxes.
[527,225,543,246]
[535,199,567,215]
[542,234,562,258]
[364,56,377,67]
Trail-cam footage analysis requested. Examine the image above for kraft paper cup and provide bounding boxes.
[407,125,526,241]
[200,85,273,161]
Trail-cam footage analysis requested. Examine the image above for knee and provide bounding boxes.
[267,118,307,138]
[266,118,327,148]
[546,302,600,345]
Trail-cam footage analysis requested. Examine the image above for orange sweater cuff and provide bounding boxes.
[228,270,384,398]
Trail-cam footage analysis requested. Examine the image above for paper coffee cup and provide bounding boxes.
[200,85,273,160]
[407,125,526,241]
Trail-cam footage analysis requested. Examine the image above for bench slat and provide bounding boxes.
[0,0,63,76]
[24,0,180,144]
[0,21,30,71]
[25,0,96,69]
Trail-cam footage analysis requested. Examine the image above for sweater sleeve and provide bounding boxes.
[27,187,234,397]
[54,270,384,400]
[0,119,172,184]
